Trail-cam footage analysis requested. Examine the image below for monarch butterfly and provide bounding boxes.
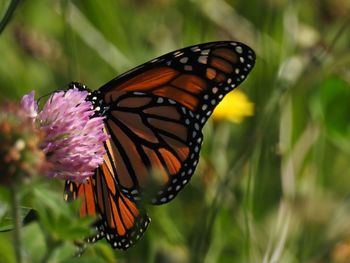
[64,41,255,250]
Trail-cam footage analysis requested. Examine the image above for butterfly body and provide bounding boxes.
[64,41,255,250]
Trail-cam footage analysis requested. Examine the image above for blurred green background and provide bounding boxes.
[1,0,350,262]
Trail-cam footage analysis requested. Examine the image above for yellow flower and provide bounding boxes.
[212,90,254,123]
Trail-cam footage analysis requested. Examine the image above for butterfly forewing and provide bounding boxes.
[64,178,96,217]
[100,41,255,118]
[93,161,150,249]
[64,159,150,250]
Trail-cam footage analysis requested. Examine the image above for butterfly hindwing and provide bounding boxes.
[103,92,203,204]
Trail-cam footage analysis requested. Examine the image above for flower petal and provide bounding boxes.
[21,91,38,119]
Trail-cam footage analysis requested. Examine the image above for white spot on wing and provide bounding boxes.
[198,56,208,64]
[201,49,210,55]
[174,51,184,57]
[180,57,189,63]
[191,46,201,52]
[236,46,243,54]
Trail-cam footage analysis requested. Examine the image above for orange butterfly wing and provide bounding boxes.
[96,41,255,202]
[102,92,203,204]
[64,177,96,218]
[65,41,255,250]
[99,41,255,113]
[64,155,150,250]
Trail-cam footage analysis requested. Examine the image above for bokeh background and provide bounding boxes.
[1,0,350,262]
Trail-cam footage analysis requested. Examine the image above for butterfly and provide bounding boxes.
[64,41,255,250]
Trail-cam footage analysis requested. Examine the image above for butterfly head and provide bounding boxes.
[68,81,90,92]
[68,82,109,117]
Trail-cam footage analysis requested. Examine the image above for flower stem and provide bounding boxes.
[0,0,21,34]
[10,182,22,263]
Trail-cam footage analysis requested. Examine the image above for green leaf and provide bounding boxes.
[0,233,15,263]
[318,76,350,151]
[32,186,94,241]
